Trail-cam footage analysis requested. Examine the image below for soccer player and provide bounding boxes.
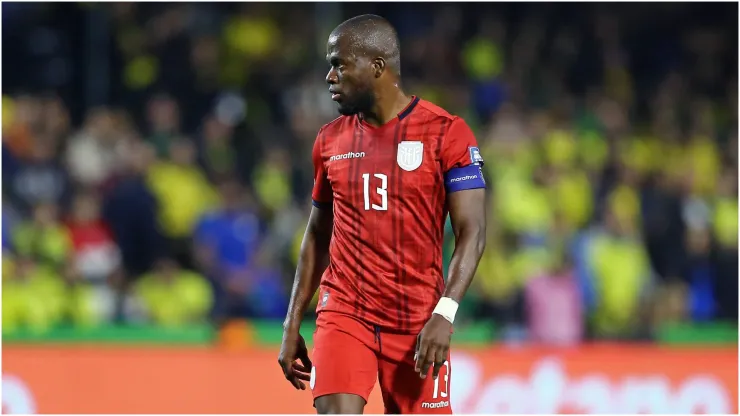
[278,14,487,414]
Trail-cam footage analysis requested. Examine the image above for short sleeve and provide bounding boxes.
[311,129,333,208]
[440,118,484,172]
[440,118,486,193]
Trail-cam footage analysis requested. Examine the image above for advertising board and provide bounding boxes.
[2,345,736,414]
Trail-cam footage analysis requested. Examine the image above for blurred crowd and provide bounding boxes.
[2,3,737,343]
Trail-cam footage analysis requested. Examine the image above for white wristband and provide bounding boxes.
[432,297,459,324]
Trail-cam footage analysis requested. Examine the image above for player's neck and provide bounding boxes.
[361,88,412,127]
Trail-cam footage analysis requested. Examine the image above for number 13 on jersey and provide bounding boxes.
[362,173,388,211]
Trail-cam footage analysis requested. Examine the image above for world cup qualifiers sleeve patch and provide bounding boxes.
[444,164,486,193]
[469,146,484,166]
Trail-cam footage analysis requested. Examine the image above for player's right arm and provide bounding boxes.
[278,130,334,390]
[283,205,333,332]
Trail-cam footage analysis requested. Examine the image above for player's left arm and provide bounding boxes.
[416,117,487,380]
[443,187,486,301]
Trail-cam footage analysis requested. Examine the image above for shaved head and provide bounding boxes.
[325,14,405,116]
[330,14,401,77]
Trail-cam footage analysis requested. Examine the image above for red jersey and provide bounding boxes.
[311,97,485,333]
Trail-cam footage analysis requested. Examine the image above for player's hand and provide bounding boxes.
[278,330,313,390]
[415,314,452,380]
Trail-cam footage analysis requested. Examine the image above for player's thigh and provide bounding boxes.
[311,312,378,409]
[314,393,367,414]
[377,334,452,414]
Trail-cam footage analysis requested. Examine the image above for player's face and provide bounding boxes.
[325,36,375,116]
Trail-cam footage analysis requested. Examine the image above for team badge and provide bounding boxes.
[469,146,484,165]
[397,141,424,172]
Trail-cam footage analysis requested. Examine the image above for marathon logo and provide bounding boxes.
[444,164,486,192]
[449,174,479,183]
[329,151,365,161]
[421,401,450,409]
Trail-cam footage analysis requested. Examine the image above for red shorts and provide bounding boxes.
[310,311,452,414]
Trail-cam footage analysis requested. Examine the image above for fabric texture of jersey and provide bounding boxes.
[311,97,485,333]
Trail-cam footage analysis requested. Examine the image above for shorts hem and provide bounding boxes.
[312,391,369,406]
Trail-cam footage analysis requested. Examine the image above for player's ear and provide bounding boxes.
[372,58,386,78]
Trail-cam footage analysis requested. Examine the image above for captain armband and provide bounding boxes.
[443,164,486,193]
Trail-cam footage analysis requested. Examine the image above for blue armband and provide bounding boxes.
[444,164,486,193]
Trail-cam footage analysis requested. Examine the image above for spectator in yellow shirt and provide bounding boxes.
[147,139,218,266]
[252,147,293,217]
[134,259,212,327]
[13,203,71,271]
[2,257,66,334]
[587,201,653,339]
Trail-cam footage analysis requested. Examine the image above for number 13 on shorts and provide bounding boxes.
[432,360,450,400]
[380,357,453,414]
[388,358,452,414]
[416,359,451,413]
